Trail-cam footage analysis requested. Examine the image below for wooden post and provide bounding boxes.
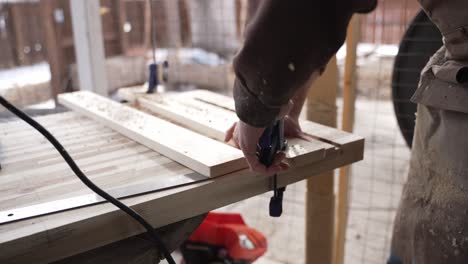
[163,0,182,48]
[0,4,16,68]
[40,0,65,100]
[144,0,152,49]
[305,56,338,264]
[70,0,108,95]
[178,0,192,46]
[9,4,27,65]
[333,15,360,264]
[116,0,129,54]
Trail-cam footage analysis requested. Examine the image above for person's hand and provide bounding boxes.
[278,100,307,140]
[225,120,289,175]
[283,115,309,140]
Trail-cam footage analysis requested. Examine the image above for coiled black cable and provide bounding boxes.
[0,96,176,264]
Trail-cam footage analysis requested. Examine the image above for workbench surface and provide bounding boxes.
[0,92,364,264]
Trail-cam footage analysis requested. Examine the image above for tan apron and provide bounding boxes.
[390,1,468,262]
[391,45,468,263]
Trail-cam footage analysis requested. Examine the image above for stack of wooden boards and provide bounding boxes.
[59,89,353,178]
[0,89,364,263]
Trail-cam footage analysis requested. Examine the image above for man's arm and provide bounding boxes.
[228,0,377,174]
[282,72,321,139]
[233,0,377,127]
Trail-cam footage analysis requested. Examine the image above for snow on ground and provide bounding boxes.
[0,62,50,89]
[153,48,227,66]
[337,43,399,65]
[0,43,398,90]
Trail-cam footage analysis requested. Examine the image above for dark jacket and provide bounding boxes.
[233,0,377,127]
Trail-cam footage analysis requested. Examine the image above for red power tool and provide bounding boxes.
[180,212,267,264]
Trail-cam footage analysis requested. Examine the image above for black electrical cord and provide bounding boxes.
[0,96,176,264]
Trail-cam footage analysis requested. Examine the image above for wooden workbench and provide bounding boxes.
[0,90,364,263]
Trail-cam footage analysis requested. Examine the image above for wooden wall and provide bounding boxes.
[0,0,193,70]
[0,1,44,68]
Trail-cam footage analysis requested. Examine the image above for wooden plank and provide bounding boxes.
[137,94,238,141]
[0,112,204,263]
[334,15,360,264]
[117,85,149,104]
[0,4,17,68]
[70,0,108,95]
[9,4,28,65]
[179,0,192,46]
[0,82,52,108]
[0,112,189,208]
[143,0,151,50]
[183,89,236,111]
[0,108,364,263]
[39,0,65,100]
[136,93,335,168]
[175,89,360,150]
[305,57,339,264]
[9,2,45,65]
[115,0,129,53]
[165,88,356,144]
[0,116,363,263]
[58,91,246,177]
[0,153,362,264]
[163,0,182,47]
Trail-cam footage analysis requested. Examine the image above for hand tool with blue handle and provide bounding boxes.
[147,61,169,94]
[257,119,287,217]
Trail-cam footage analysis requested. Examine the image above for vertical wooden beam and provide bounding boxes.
[333,15,360,264]
[163,0,182,48]
[305,57,338,264]
[40,0,65,100]
[178,0,192,47]
[0,4,15,68]
[236,0,249,41]
[143,0,152,49]
[9,3,28,65]
[70,0,108,95]
[116,0,129,54]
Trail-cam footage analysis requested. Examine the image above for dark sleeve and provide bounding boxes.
[233,0,377,127]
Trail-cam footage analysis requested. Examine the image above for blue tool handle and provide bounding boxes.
[147,63,158,94]
[258,120,284,167]
[258,119,287,217]
[269,187,286,217]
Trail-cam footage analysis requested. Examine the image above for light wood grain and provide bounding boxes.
[58,91,246,177]
[136,92,336,168]
[0,113,188,210]
[173,89,362,150]
[0,91,363,264]
[0,82,52,108]
[334,15,361,264]
[70,0,108,95]
[0,114,362,264]
[305,57,339,264]
[183,89,236,111]
[138,95,237,141]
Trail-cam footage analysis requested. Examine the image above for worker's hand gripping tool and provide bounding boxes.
[257,119,287,217]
